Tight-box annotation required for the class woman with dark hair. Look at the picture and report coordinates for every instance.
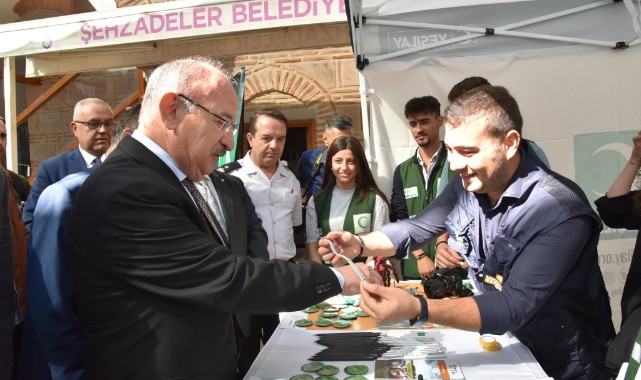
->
[595,131,641,376]
[306,136,390,263]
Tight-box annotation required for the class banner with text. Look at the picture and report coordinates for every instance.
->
[0,0,346,57]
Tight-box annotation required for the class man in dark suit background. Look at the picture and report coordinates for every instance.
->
[0,116,31,208]
[22,98,114,231]
[67,56,381,380]
[25,104,140,380]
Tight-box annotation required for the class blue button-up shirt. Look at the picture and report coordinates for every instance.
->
[297,147,326,196]
[379,146,614,379]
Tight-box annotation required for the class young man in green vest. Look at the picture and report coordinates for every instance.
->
[390,96,461,280]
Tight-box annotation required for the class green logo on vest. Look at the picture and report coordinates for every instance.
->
[353,213,371,234]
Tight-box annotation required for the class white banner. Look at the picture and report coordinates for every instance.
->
[0,0,346,57]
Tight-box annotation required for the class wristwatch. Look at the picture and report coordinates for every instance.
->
[408,295,429,326]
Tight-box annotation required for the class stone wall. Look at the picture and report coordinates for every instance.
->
[235,45,362,147]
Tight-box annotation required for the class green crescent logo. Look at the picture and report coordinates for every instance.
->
[357,216,369,229]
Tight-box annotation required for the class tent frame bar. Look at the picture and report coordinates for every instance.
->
[360,0,637,65]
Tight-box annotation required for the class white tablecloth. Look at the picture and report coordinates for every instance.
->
[245,323,552,379]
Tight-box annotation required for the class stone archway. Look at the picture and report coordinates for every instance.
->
[243,64,337,139]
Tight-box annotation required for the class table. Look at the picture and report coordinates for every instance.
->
[246,327,550,379]
[245,288,552,380]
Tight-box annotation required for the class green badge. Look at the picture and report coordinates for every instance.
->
[344,365,368,375]
[303,306,319,313]
[315,376,338,380]
[289,373,314,380]
[332,320,351,329]
[316,302,330,309]
[289,375,314,380]
[345,376,368,380]
[315,319,333,327]
[294,319,313,327]
[356,310,369,317]
[324,307,339,313]
[321,311,338,318]
[340,313,357,320]
[344,297,356,305]
[301,361,325,372]
[317,365,339,376]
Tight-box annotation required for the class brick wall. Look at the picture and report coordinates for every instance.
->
[234,45,362,148]
[25,45,362,171]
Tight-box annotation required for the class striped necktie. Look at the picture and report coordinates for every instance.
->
[182,178,229,248]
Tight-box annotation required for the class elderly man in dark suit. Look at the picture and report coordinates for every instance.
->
[21,98,114,231]
[67,56,381,380]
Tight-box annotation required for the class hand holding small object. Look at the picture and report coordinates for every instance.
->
[327,240,366,283]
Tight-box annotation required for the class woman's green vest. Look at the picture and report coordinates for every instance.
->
[315,189,377,263]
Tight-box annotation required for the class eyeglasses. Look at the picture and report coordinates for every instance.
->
[178,93,236,133]
[74,120,116,130]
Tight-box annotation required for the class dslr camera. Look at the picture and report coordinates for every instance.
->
[421,267,474,299]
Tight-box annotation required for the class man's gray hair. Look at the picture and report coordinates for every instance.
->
[139,56,233,127]
[72,98,112,120]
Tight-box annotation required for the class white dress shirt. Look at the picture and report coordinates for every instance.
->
[78,147,100,168]
[230,151,303,260]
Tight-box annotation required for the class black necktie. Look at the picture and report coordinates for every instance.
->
[182,178,230,248]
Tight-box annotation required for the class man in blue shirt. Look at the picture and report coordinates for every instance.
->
[323,85,615,380]
[297,115,354,202]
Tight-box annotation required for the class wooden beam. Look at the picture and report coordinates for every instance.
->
[113,69,146,118]
[17,73,80,125]
[0,72,42,86]
[43,69,145,158]
[137,68,146,92]
[113,92,141,118]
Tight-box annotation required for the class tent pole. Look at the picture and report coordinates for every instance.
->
[358,71,373,164]
[3,57,17,172]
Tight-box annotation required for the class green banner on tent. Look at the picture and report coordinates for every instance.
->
[217,67,245,168]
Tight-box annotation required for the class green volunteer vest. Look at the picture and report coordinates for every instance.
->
[399,145,456,278]
[315,189,377,263]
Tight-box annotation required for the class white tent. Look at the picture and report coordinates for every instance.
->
[347,0,641,328]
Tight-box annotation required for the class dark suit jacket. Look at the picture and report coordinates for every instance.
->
[209,171,269,337]
[68,135,340,380]
[8,170,30,205]
[0,170,15,380]
[22,147,88,231]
